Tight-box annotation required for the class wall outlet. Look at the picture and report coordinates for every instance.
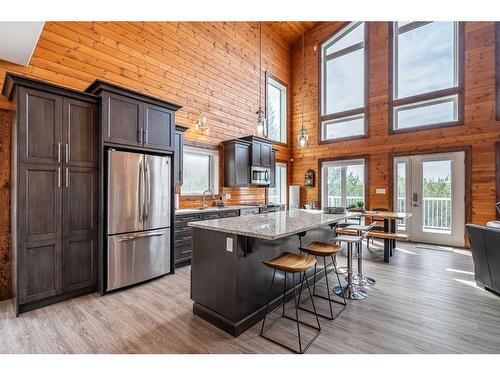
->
[376,188,386,194]
[226,237,233,252]
[225,193,231,200]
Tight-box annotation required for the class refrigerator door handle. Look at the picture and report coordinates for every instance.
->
[145,161,151,224]
[116,230,166,242]
[138,159,143,224]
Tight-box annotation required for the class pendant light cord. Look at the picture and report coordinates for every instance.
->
[259,22,262,112]
[301,26,305,133]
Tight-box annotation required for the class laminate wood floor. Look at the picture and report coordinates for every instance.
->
[1,242,500,354]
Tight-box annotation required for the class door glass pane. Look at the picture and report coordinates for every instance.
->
[395,162,407,231]
[397,22,456,99]
[325,48,364,114]
[326,166,342,207]
[181,153,210,195]
[345,164,365,208]
[422,160,452,234]
[325,22,364,55]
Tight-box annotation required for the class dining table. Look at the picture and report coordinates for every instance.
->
[360,211,412,262]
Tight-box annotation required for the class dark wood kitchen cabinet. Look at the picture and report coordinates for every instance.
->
[174,124,188,186]
[223,139,251,187]
[241,136,273,167]
[2,73,99,314]
[85,80,181,152]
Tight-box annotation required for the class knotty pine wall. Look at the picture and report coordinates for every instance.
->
[0,22,294,300]
[291,22,500,225]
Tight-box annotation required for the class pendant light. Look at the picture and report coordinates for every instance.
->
[298,26,308,149]
[255,22,266,137]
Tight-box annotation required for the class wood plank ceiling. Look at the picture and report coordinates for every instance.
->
[266,22,321,45]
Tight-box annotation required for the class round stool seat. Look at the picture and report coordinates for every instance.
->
[263,252,316,273]
[300,241,342,257]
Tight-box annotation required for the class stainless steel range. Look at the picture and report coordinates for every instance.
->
[106,149,171,291]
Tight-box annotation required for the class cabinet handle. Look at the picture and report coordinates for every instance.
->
[137,128,143,143]
[57,142,61,163]
[65,144,69,163]
[57,167,61,188]
[65,168,69,187]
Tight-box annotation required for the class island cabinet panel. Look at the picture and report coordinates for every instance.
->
[4,73,99,314]
[18,88,63,165]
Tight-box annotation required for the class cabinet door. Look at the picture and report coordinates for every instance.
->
[103,92,142,146]
[19,239,62,304]
[62,167,97,292]
[18,88,63,165]
[174,130,184,186]
[19,164,62,244]
[63,234,96,292]
[252,142,262,166]
[63,98,96,168]
[144,104,174,151]
[260,143,273,167]
[235,143,250,186]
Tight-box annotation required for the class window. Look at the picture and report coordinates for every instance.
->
[320,22,367,141]
[268,162,287,205]
[391,22,463,131]
[180,146,219,195]
[321,158,366,208]
[266,73,287,143]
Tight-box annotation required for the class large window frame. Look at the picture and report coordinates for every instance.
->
[265,72,288,145]
[319,156,369,209]
[319,22,369,144]
[389,21,465,134]
[180,145,219,196]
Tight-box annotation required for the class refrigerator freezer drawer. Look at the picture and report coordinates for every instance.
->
[107,228,171,291]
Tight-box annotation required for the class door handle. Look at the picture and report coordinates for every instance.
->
[117,231,166,242]
[65,167,69,188]
[139,160,143,224]
[144,162,151,223]
[57,167,61,188]
[57,142,61,163]
[65,144,69,163]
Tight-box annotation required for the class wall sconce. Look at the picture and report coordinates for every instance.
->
[195,116,209,136]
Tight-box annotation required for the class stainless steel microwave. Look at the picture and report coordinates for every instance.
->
[251,166,271,186]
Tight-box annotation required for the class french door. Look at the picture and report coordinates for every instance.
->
[394,151,465,247]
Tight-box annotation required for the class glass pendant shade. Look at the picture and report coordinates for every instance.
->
[256,107,266,137]
[298,126,308,149]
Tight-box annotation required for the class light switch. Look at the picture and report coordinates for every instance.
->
[226,237,233,252]
[376,188,386,194]
[225,193,231,200]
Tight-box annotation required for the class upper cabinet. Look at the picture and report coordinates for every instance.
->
[85,80,181,152]
[223,139,251,187]
[241,136,273,167]
[174,124,188,186]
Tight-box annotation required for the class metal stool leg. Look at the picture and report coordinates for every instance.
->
[353,236,376,287]
[332,254,347,306]
[334,242,367,300]
[260,269,276,334]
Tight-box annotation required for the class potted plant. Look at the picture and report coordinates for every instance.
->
[347,200,365,212]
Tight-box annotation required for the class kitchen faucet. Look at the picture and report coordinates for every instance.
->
[202,189,215,209]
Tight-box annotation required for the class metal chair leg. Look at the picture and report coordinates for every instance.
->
[282,272,287,317]
[260,269,276,335]
[332,255,347,306]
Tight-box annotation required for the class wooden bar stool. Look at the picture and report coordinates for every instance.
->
[298,241,347,320]
[261,252,321,354]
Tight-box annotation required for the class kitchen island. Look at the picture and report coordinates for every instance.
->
[188,209,358,336]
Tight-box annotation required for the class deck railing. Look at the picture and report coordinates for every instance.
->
[396,196,452,232]
[327,196,364,208]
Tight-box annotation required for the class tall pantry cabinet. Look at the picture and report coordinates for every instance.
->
[3,74,99,315]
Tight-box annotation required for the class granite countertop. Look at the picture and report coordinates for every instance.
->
[188,209,359,240]
[175,205,258,215]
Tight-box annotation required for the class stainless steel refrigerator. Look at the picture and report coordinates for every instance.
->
[106,149,171,291]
